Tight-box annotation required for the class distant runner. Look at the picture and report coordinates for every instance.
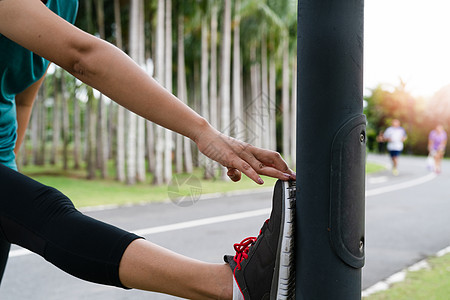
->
[384,119,407,175]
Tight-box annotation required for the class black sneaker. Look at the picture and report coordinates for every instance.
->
[224,180,296,299]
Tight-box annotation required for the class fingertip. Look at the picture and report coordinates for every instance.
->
[227,168,242,182]
[229,176,240,182]
[290,171,296,180]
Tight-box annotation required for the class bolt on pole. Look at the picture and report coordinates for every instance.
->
[296,1,365,299]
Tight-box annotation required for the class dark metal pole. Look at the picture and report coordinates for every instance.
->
[296,1,365,299]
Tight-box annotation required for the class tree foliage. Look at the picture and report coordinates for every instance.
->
[364,83,443,155]
[19,0,299,184]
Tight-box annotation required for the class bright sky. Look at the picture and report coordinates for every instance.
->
[364,0,450,98]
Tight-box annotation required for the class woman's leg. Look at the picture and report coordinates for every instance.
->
[434,150,443,173]
[0,163,232,299]
[119,239,232,299]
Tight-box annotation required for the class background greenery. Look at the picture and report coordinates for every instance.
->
[18,0,299,186]
[20,161,383,208]
[364,252,450,300]
[365,81,450,156]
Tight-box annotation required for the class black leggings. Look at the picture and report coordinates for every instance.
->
[0,163,141,288]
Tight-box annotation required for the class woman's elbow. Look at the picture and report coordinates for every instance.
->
[62,36,103,81]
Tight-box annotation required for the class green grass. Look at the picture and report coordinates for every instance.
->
[19,163,278,208]
[19,161,384,208]
[364,252,450,300]
[366,161,386,173]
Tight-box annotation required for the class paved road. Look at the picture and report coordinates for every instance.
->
[1,154,450,299]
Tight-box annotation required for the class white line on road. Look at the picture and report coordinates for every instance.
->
[9,172,437,258]
[365,172,437,197]
[133,208,271,236]
[367,176,388,184]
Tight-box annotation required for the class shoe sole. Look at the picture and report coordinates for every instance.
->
[270,180,296,300]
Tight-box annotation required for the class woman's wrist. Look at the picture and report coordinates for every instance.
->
[188,117,216,145]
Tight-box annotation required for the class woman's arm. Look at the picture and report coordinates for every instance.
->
[0,0,295,183]
[14,69,48,155]
[0,0,204,141]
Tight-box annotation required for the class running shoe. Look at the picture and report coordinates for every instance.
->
[224,180,296,299]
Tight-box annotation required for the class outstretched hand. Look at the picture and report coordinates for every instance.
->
[195,127,296,185]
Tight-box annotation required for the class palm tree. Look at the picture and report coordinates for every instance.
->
[200,1,211,177]
[281,34,291,162]
[32,84,43,165]
[61,70,70,170]
[50,69,61,165]
[83,0,97,179]
[164,0,174,183]
[232,0,242,139]
[260,29,270,150]
[73,79,81,169]
[239,0,294,156]
[95,0,107,178]
[86,87,97,179]
[153,0,165,185]
[206,1,219,179]
[136,0,146,183]
[177,7,193,174]
[290,58,297,166]
[268,46,277,151]
[219,0,232,179]
[249,43,261,147]
[114,0,125,182]
[38,84,47,165]
[126,0,142,185]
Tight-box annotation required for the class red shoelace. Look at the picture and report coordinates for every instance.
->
[232,219,269,270]
[233,237,257,270]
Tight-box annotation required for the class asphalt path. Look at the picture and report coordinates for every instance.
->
[1,154,450,299]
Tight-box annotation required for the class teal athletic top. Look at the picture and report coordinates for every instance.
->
[0,0,78,170]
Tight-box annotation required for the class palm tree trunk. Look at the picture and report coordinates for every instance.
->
[83,93,89,162]
[290,58,297,166]
[250,44,262,148]
[95,0,107,178]
[31,88,41,165]
[282,35,291,163]
[204,2,219,179]
[107,100,115,160]
[269,54,277,151]
[153,0,165,185]
[136,0,146,182]
[232,0,242,140]
[50,71,61,165]
[177,13,193,174]
[261,32,269,150]
[164,0,173,183]
[136,117,146,182]
[86,87,97,179]
[126,0,141,185]
[114,0,125,182]
[182,75,193,174]
[146,121,156,173]
[73,83,81,169]
[84,0,95,176]
[219,0,232,180]
[96,93,108,178]
[61,71,69,170]
[38,83,47,165]
[200,14,210,178]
